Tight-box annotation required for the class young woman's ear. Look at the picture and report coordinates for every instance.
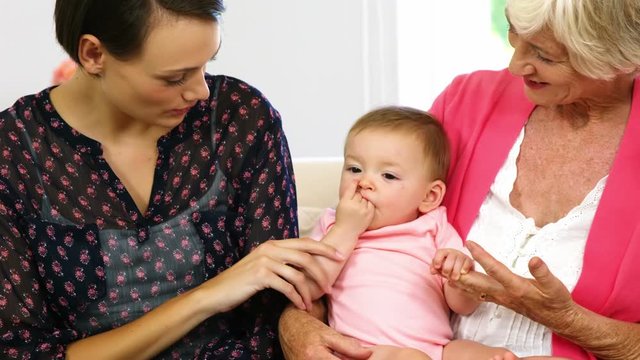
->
[77,34,105,76]
[418,179,446,214]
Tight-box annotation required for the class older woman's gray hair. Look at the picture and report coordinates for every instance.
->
[506,0,640,80]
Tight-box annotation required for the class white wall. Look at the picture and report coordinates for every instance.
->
[0,1,512,157]
[0,1,397,158]
[397,1,512,110]
[212,0,398,157]
[0,2,68,110]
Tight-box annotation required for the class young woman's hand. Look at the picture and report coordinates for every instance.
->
[195,238,345,315]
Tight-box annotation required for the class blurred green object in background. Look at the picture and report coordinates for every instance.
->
[491,0,509,46]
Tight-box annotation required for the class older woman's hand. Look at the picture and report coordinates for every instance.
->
[279,303,372,360]
[453,240,580,331]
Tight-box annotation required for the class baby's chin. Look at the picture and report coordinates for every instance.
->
[367,213,422,231]
[366,215,418,231]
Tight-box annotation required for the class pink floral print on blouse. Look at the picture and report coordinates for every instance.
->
[0,74,298,359]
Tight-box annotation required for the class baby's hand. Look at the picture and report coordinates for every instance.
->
[430,248,474,281]
[334,180,374,235]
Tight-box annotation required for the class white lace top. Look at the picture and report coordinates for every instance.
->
[452,129,607,356]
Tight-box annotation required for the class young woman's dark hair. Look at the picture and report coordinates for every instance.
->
[55,0,225,63]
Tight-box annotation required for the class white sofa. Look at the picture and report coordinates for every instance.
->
[292,157,343,237]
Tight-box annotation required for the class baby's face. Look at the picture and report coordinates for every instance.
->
[340,129,433,230]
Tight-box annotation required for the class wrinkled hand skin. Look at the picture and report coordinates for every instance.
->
[455,241,576,328]
[279,302,371,360]
[455,241,640,360]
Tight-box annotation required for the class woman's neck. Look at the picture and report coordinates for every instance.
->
[551,74,635,128]
[50,72,165,146]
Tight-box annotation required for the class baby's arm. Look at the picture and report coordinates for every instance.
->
[307,180,374,300]
[431,248,479,315]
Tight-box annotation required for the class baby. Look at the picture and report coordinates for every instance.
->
[306,106,564,359]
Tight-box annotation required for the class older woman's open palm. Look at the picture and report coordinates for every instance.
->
[453,241,578,331]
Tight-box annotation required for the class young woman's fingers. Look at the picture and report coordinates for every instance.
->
[249,254,316,310]
[268,260,315,310]
[262,247,331,291]
[212,256,308,312]
[264,267,308,310]
[273,238,345,261]
[255,240,344,292]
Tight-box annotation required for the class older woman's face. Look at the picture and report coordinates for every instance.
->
[507,27,603,107]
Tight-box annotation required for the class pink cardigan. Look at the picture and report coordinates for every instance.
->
[429,69,640,359]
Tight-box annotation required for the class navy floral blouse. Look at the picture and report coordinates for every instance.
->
[0,74,298,359]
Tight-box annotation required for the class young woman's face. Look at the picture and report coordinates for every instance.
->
[339,129,432,230]
[100,15,221,130]
[507,25,608,107]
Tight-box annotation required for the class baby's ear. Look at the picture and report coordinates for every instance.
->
[418,179,446,213]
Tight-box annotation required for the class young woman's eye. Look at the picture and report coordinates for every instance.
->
[382,173,398,180]
[165,75,186,86]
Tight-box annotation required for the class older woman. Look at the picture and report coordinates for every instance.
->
[279,0,640,359]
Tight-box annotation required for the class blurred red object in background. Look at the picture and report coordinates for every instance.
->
[51,59,77,85]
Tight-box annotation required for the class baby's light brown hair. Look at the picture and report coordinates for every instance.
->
[347,106,450,182]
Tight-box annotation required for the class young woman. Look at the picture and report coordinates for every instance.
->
[0,1,340,358]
